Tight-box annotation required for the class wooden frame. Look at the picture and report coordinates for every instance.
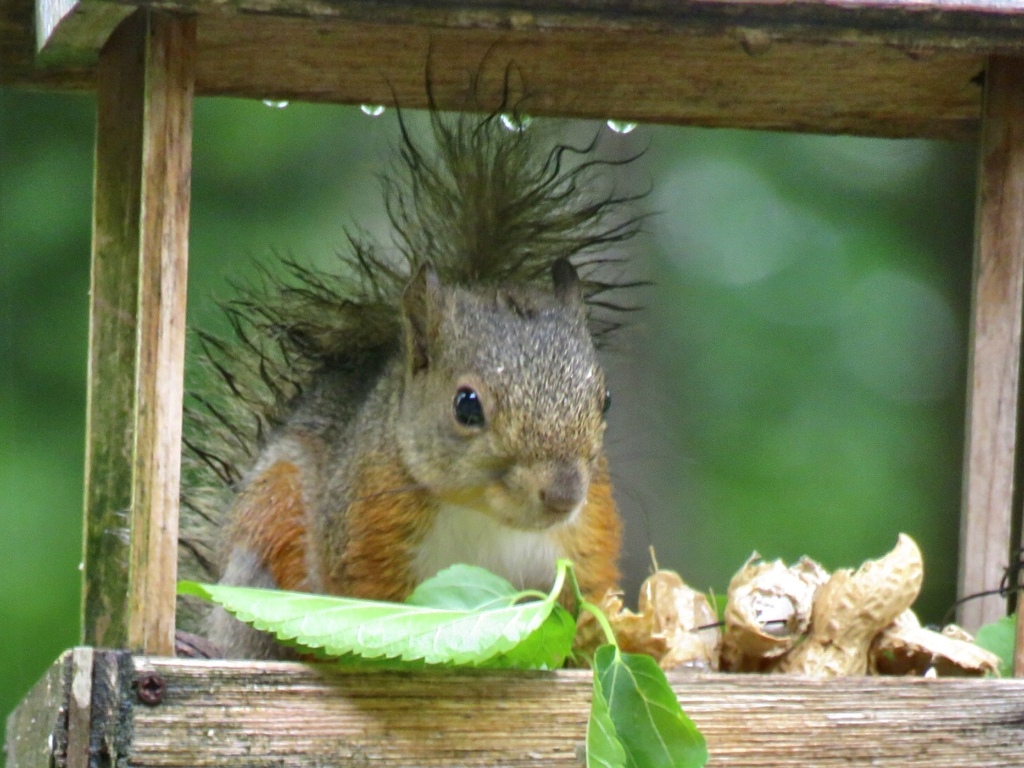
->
[6,0,1024,766]
[7,651,1024,767]
[0,0,1007,139]
[960,56,1024,634]
[82,9,194,655]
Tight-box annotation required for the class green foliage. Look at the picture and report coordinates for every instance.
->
[405,562,538,609]
[180,563,574,668]
[588,662,628,768]
[591,646,707,768]
[182,561,708,768]
[975,614,1016,677]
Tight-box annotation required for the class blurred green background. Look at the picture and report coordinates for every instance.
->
[1,89,976,725]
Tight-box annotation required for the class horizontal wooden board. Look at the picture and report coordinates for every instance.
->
[10,651,1024,767]
[133,656,1024,767]
[1,0,988,139]
[38,0,1024,55]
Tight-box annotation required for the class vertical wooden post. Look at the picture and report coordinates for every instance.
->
[82,10,195,655]
[81,12,145,649]
[959,57,1024,634]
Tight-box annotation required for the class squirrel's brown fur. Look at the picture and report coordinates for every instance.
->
[180,99,641,659]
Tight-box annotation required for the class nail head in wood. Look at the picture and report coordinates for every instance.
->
[135,671,166,705]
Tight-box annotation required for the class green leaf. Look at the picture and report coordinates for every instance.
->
[588,647,628,768]
[482,605,576,669]
[975,613,1016,677]
[178,562,570,666]
[594,645,708,768]
[406,564,537,611]
[322,605,575,671]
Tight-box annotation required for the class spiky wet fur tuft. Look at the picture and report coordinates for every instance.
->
[179,105,644,587]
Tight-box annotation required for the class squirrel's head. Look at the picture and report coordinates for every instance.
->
[396,259,610,532]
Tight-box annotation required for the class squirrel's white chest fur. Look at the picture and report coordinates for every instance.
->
[412,503,565,591]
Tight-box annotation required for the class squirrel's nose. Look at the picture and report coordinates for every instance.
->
[539,463,586,516]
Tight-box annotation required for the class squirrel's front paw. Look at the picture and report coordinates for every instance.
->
[174,629,222,659]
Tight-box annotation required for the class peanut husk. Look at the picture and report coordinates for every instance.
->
[720,553,828,672]
[870,609,1000,677]
[576,570,720,670]
[777,533,924,675]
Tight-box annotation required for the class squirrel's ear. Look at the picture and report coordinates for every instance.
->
[551,258,583,305]
[402,264,442,373]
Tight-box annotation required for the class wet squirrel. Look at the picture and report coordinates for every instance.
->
[181,102,641,659]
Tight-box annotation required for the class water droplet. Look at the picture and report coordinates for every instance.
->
[360,104,386,117]
[500,113,533,132]
[606,120,637,135]
[262,99,289,109]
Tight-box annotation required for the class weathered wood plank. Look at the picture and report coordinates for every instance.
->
[958,56,1024,633]
[81,11,195,654]
[3,651,70,768]
[65,648,93,768]
[35,0,131,64]
[125,657,1024,767]
[33,0,1024,64]
[81,9,147,649]
[0,0,988,139]
[195,17,985,140]
[10,653,1024,767]
[126,10,195,656]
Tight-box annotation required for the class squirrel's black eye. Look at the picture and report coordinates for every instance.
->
[602,389,611,415]
[453,387,485,428]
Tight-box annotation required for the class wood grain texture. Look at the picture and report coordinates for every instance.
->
[36,0,1024,57]
[127,10,195,656]
[10,651,1024,766]
[124,657,1024,767]
[958,56,1024,633]
[35,0,132,64]
[3,651,68,768]
[0,0,95,89]
[195,17,986,139]
[0,0,987,138]
[81,11,195,653]
[81,10,147,649]
[65,648,93,768]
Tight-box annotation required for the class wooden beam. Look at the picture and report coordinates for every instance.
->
[196,17,985,140]
[0,0,988,139]
[959,56,1024,633]
[81,10,147,650]
[35,0,131,64]
[66,648,95,768]
[81,10,195,654]
[8,653,1024,767]
[130,660,1024,766]
[127,10,195,655]
[32,0,1024,62]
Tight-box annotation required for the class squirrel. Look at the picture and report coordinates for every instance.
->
[179,98,641,659]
